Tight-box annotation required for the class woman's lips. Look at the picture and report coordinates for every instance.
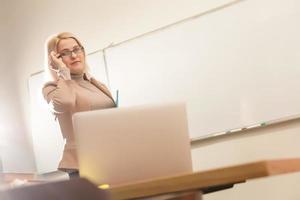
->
[71,61,81,65]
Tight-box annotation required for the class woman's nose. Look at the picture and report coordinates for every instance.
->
[71,51,77,58]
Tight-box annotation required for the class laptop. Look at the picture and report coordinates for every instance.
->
[73,102,192,186]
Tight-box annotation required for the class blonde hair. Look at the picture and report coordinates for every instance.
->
[44,32,88,81]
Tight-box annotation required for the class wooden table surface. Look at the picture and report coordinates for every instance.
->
[108,159,300,199]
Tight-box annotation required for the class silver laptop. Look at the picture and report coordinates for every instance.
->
[73,102,192,186]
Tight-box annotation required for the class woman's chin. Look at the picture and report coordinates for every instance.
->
[71,69,84,75]
[70,65,84,74]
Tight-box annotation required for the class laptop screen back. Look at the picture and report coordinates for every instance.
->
[73,103,192,186]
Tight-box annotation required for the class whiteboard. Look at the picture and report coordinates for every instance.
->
[87,51,109,86]
[106,0,300,139]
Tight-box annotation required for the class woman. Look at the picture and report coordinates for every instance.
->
[42,32,116,178]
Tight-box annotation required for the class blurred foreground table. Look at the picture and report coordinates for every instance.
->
[109,159,300,199]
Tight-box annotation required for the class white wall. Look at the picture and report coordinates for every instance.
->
[0,1,36,173]
[0,1,8,171]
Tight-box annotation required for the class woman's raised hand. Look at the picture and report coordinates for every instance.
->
[49,51,67,71]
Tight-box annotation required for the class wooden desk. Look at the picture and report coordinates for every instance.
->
[108,159,300,199]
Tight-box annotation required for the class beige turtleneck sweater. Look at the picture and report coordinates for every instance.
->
[42,73,116,169]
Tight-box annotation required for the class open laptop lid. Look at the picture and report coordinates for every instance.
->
[73,102,192,186]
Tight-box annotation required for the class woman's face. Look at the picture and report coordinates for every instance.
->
[56,38,85,75]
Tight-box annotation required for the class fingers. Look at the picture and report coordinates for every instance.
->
[50,51,59,61]
[49,51,66,70]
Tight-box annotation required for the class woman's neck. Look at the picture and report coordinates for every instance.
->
[71,73,84,81]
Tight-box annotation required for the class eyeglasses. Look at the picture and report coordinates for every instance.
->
[58,46,84,58]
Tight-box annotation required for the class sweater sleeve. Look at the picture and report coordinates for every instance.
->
[42,77,76,113]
